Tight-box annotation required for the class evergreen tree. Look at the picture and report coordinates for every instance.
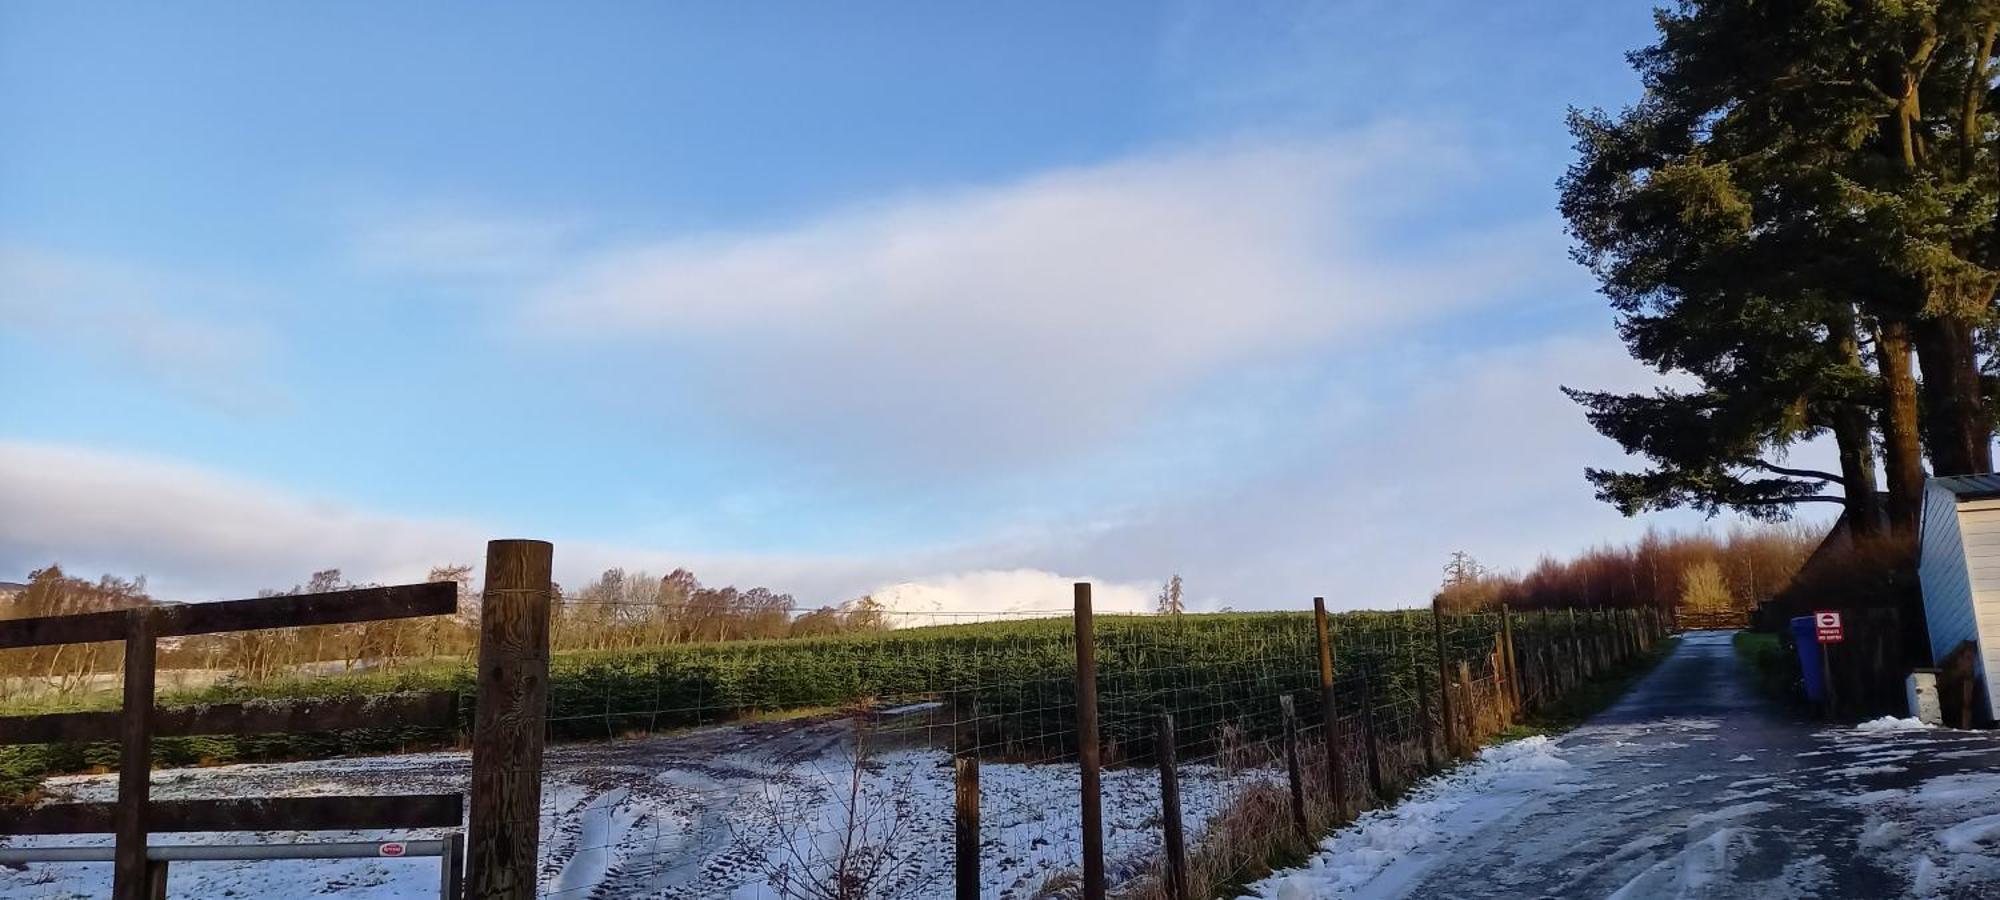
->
[1563,0,2000,532]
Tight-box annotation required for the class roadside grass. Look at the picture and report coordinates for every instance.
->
[1731,630,1802,706]
[1490,635,1681,744]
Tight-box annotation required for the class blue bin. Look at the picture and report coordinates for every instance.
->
[1791,615,1825,702]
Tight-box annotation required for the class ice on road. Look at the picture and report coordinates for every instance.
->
[1250,631,2000,899]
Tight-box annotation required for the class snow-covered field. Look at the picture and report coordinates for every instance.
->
[0,715,1274,899]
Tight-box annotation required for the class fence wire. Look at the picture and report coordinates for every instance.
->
[493,600,1664,900]
[0,596,1665,900]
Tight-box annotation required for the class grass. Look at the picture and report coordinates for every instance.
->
[1731,630,1800,706]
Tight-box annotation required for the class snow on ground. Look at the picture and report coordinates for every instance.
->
[1820,723,2000,898]
[1244,737,1578,900]
[0,717,1274,899]
[1854,717,1935,733]
[1243,633,2000,899]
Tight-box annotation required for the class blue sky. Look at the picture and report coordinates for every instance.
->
[0,2,1783,611]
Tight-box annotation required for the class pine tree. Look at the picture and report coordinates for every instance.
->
[1562,0,2000,531]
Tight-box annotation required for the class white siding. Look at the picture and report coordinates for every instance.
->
[1960,504,2000,720]
[1921,482,1996,718]
[1920,481,1979,665]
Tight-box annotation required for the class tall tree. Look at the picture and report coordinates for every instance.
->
[1644,0,2000,472]
[1155,574,1185,617]
[1561,103,1890,529]
[1564,0,2000,534]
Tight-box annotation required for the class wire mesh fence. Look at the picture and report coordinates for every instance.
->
[492,594,1667,899]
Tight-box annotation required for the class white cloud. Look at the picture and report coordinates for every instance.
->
[504,130,1568,477]
[0,244,281,412]
[0,328,1832,618]
[5,139,1820,618]
[0,441,1137,619]
[1025,331,1839,610]
[0,442,483,600]
[864,569,1160,626]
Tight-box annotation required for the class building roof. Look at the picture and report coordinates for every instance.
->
[1932,474,2000,501]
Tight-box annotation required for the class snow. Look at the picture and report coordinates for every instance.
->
[1935,813,2000,853]
[1824,740,2000,898]
[0,733,1274,900]
[1855,717,1934,733]
[1250,707,2000,898]
[1244,737,1575,900]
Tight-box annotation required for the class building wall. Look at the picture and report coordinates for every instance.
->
[1957,500,2000,720]
[1920,481,1981,680]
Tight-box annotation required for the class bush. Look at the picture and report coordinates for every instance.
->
[1733,631,1798,703]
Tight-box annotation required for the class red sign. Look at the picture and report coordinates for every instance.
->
[1814,611,1844,644]
[378,842,406,858]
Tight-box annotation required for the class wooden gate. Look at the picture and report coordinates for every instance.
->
[0,539,552,900]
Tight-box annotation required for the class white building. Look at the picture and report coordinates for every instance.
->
[1917,474,2000,721]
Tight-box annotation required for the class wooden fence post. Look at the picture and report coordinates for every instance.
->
[1567,608,1583,686]
[1456,661,1474,738]
[441,833,465,900]
[1359,676,1389,801]
[1599,609,1612,670]
[1430,599,1458,759]
[1312,598,1347,816]
[1412,647,1441,772]
[956,695,980,900]
[145,860,168,900]
[112,607,157,900]
[1540,620,1553,703]
[467,539,553,900]
[1280,695,1309,841]
[1155,710,1189,900]
[954,755,980,900]
[1074,582,1106,900]
[1501,607,1522,717]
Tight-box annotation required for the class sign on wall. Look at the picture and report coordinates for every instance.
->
[1814,610,1844,644]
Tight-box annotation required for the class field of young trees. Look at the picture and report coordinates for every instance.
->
[0,600,1651,808]
[0,563,889,703]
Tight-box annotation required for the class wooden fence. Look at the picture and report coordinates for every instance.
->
[0,539,552,900]
[954,594,1673,898]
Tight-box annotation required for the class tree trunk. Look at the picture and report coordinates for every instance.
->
[1831,401,1883,538]
[1830,306,1882,537]
[1879,320,1926,533]
[1915,314,1994,474]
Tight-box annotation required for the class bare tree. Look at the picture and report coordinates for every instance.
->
[757,722,921,900]
[1156,574,1185,617]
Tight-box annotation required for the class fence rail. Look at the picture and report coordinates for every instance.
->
[0,836,466,900]
[0,539,555,900]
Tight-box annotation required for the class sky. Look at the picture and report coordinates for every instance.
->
[0,1,1828,614]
